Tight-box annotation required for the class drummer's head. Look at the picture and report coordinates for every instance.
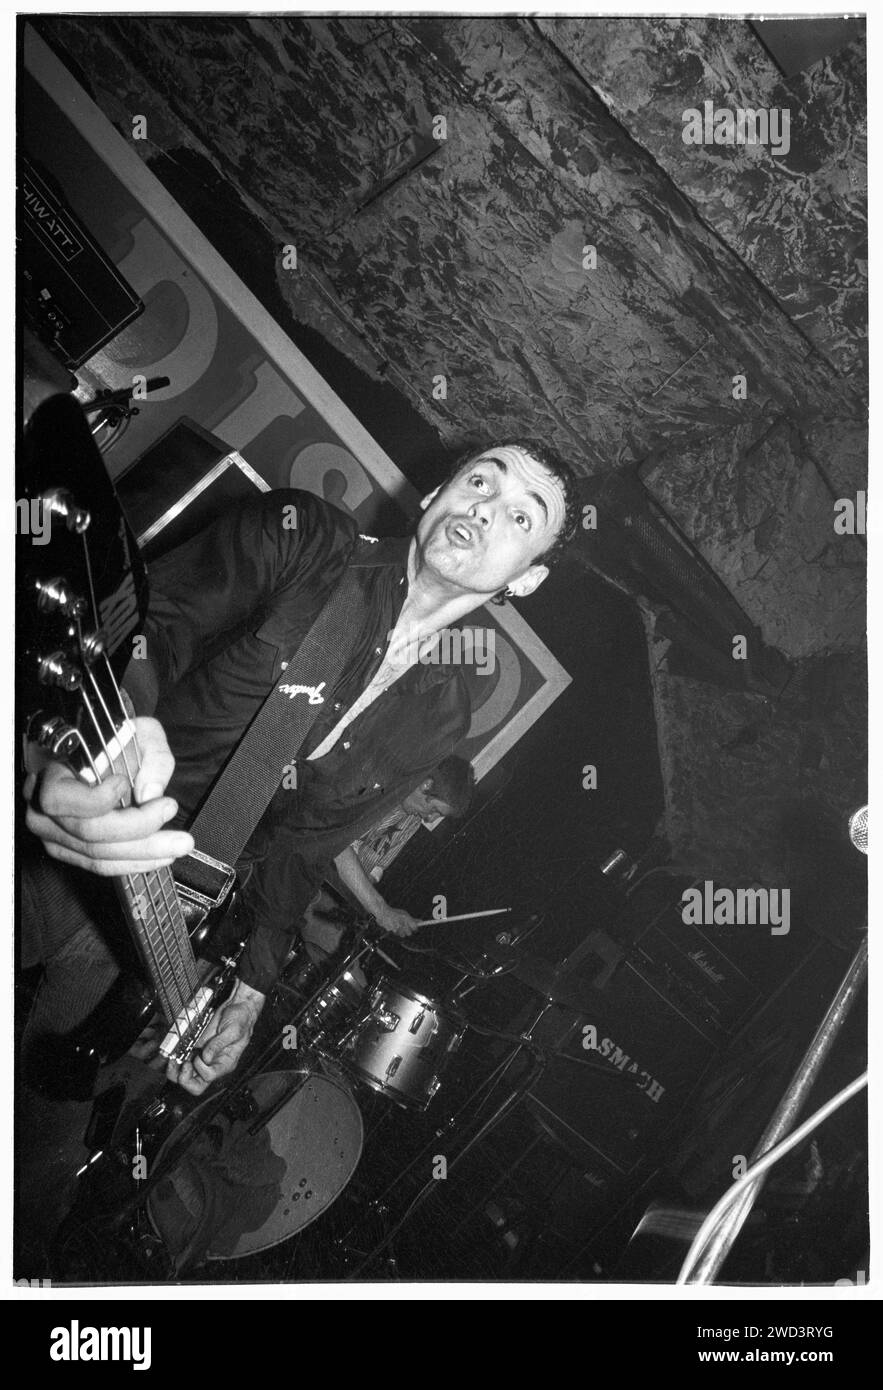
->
[401,757,475,824]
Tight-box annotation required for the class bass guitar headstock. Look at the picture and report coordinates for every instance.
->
[17,393,148,778]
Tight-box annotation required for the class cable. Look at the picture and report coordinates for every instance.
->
[677,1070,868,1284]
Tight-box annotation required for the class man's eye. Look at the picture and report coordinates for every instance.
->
[514,511,530,530]
[469,474,489,491]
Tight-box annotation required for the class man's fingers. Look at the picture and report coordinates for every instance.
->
[26,764,130,818]
[200,1019,248,1066]
[172,1044,238,1095]
[64,798,183,845]
[43,840,180,877]
[24,716,176,818]
[166,999,256,1093]
[26,794,186,848]
[192,1052,220,1081]
[131,720,175,803]
[168,1060,209,1096]
[27,804,193,859]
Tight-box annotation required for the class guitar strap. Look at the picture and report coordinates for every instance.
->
[186,551,371,868]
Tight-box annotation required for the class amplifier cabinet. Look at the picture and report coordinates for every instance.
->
[115,418,268,560]
[19,153,143,369]
[526,964,719,1177]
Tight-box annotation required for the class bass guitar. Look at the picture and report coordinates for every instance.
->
[19,393,239,1100]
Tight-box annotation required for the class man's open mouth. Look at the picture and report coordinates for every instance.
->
[446,518,479,549]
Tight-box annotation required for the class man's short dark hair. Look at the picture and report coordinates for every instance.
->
[443,438,580,570]
[427,755,475,819]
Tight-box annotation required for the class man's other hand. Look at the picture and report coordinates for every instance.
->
[23,715,194,875]
[167,979,266,1096]
[376,905,421,937]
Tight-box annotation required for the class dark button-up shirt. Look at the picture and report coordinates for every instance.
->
[142,489,471,991]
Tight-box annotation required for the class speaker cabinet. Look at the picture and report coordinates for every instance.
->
[19,153,143,369]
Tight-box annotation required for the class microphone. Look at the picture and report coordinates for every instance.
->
[848,805,868,856]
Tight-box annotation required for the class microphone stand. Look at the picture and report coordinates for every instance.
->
[83,376,171,443]
[684,934,868,1284]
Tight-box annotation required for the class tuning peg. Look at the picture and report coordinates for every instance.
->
[35,577,86,618]
[37,651,81,691]
[80,631,106,664]
[27,714,80,758]
[39,488,91,534]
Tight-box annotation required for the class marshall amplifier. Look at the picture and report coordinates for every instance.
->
[18,152,143,369]
[628,912,763,1043]
[556,874,763,1043]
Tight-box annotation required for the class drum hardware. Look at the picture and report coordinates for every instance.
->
[342,1040,548,1280]
[245,1065,317,1136]
[301,968,367,1046]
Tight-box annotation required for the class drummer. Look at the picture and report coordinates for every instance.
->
[301,755,475,961]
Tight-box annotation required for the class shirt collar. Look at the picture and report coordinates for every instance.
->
[350,534,412,573]
[349,534,463,686]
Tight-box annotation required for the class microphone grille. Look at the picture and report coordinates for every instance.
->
[849,805,868,855]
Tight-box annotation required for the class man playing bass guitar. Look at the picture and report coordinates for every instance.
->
[24,441,578,1097]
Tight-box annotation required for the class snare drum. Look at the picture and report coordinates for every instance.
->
[342,979,463,1110]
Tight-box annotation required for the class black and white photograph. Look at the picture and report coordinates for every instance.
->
[14,6,871,1311]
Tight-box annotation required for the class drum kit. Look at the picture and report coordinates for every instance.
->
[281,923,468,1111]
[52,910,519,1276]
[142,922,471,1262]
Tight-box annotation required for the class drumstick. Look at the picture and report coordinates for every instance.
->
[374,945,401,970]
[412,907,511,928]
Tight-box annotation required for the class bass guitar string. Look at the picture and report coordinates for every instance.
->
[90,659,200,1001]
[75,550,196,1040]
[77,628,193,1026]
[100,654,202,1002]
[79,679,192,1036]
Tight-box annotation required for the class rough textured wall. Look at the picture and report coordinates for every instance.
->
[641,414,866,657]
[40,13,862,474]
[648,621,867,901]
[540,16,867,387]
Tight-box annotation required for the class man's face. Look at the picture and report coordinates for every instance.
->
[401,786,455,822]
[416,447,567,598]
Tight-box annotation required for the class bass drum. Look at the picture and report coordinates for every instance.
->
[341,979,464,1111]
[148,1067,363,1260]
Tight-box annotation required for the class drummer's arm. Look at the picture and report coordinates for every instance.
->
[333,847,419,937]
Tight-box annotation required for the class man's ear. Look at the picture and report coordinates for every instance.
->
[506,564,549,599]
[419,486,440,512]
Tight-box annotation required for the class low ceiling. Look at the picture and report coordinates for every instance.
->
[38,14,866,471]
